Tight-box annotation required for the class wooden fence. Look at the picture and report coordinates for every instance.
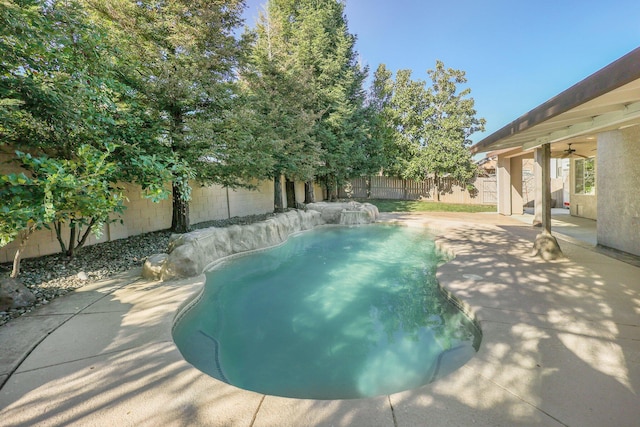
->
[338,176,497,205]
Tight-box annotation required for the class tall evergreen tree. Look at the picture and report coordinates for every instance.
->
[240,4,321,212]
[85,0,270,232]
[265,0,369,201]
[358,64,395,181]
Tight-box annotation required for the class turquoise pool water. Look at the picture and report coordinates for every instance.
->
[173,225,481,399]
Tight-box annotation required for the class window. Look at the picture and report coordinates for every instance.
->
[574,158,595,195]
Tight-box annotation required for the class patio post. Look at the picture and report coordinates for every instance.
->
[532,143,563,259]
[533,147,543,228]
[533,144,552,233]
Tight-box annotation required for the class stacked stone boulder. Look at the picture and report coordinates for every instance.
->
[306,201,379,225]
[143,202,379,281]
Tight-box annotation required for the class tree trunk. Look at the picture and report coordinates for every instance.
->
[225,187,231,218]
[65,218,98,258]
[304,181,315,203]
[366,176,372,199]
[171,181,190,233]
[328,176,338,201]
[274,176,284,213]
[75,218,97,254]
[10,228,33,278]
[285,178,296,208]
[67,222,77,258]
[54,221,67,255]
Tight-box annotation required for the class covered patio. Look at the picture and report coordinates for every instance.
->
[472,47,640,258]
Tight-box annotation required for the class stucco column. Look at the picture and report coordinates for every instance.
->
[533,148,542,226]
[597,127,640,256]
[533,145,551,232]
[532,143,562,259]
[541,145,552,233]
[497,154,524,216]
[496,154,512,215]
[510,157,524,215]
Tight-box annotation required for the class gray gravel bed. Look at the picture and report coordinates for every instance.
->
[0,213,274,327]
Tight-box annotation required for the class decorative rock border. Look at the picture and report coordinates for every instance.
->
[306,201,379,225]
[143,202,379,281]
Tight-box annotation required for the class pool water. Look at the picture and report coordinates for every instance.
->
[173,225,481,399]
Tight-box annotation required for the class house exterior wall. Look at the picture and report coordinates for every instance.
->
[597,127,640,256]
[521,158,565,209]
[496,155,566,215]
[569,194,597,220]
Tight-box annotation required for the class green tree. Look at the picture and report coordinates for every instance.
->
[241,2,321,212]
[85,0,266,232]
[420,61,485,197]
[349,63,395,197]
[382,62,485,198]
[384,69,429,179]
[47,144,127,258]
[264,0,369,201]
[368,65,395,168]
[0,145,127,276]
[0,160,53,278]
[1,0,173,256]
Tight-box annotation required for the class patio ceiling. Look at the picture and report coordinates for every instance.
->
[471,47,640,158]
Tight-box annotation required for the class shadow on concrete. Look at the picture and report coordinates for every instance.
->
[385,220,640,426]
[0,215,638,426]
[0,275,266,426]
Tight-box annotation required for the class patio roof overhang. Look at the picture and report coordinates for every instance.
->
[471,47,640,158]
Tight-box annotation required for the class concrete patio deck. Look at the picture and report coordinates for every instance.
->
[1,212,639,426]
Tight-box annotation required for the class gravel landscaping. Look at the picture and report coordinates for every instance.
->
[0,213,274,327]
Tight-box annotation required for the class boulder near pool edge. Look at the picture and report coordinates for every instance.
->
[142,202,379,281]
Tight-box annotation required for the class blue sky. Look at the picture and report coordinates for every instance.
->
[241,0,640,143]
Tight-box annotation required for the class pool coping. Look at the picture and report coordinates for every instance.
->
[1,212,639,426]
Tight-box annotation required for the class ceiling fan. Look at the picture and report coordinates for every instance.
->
[553,143,589,159]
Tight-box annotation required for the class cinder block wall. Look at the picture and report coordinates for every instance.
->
[597,127,640,256]
[227,180,274,218]
[0,177,276,263]
[190,184,230,224]
[0,145,310,263]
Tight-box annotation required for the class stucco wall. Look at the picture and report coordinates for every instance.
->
[597,127,640,256]
[569,194,597,220]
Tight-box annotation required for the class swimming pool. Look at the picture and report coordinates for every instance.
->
[173,225,481,399]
